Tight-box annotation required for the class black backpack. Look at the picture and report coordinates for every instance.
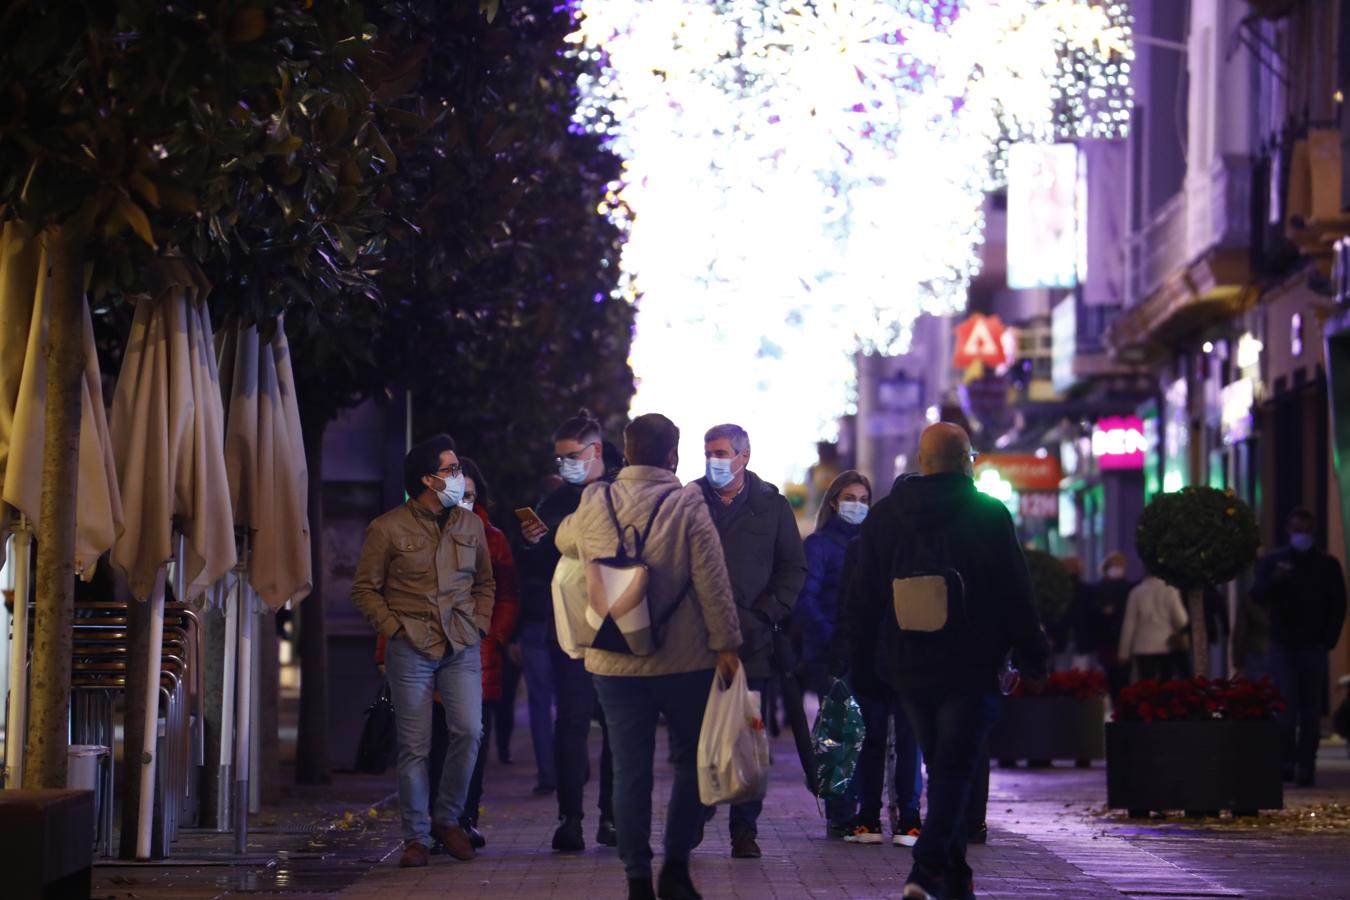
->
[888,513,970,639]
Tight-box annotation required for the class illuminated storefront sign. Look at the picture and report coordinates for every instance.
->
[1020,491,1059,519]
[1220,378,1255,445]
[1007,142,1081,290]
[975,453,1063,491]
[1091,416,1146,470]
[953,314,1008,369]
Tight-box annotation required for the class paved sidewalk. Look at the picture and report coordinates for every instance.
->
[337,718,1350,900]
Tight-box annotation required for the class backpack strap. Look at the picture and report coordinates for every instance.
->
[604,485,679,561]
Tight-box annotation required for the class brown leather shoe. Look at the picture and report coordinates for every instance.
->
[398,841,429,868]
[432,822,477,861]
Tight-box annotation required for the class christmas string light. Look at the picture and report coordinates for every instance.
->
[568,0,1133,482]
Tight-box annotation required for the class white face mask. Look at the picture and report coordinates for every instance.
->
[458,497,476,513]
[837,500,868,525]
[433,473,465,509]
[1105,566,1126,580]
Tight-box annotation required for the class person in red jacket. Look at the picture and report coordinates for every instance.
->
[376,456,520,850]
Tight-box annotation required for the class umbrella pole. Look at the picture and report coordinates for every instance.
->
[136,565,167,859]
[3,516,32,788]
[216,573,239,833]
[234,536,253,855]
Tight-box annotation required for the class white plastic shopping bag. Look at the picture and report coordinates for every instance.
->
[550,556,588,659]
[697,667,770,806]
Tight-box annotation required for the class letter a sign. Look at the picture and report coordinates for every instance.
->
[953,314,1008,368]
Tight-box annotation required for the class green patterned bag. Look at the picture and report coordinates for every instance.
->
[811,678,865,801]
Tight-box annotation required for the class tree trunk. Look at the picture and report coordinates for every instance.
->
[24,227,83,788]
[199,604,227,826]
[295,414,330,784]
[1187,587,1210,679]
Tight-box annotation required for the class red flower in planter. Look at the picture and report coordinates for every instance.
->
[1012,669,1108,700]
[1112,676,1285,723]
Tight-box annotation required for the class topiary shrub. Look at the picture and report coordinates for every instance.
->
[1135,486,1260,675]
[1025,549,1072,625]
[1136,487,1260,590]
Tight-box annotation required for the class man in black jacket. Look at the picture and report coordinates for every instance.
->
[696,423,806,859]
[514,410,619,851]
[847,423,1048,900]
[1252,508,1348,786]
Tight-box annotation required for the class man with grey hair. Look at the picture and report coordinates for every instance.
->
[696,422,806,858]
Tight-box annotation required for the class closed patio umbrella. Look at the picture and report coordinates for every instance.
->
[110,258,235,858]
[0,222,123,787]
[216,318,310,851]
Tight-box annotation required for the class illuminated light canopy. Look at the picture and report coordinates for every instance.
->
[569,1,1134,482]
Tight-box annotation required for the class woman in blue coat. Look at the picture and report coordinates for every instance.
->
[799,471,872,698]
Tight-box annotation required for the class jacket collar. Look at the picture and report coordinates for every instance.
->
[406,498,460,524]
[695,469,775,513]
[616,465,681,485]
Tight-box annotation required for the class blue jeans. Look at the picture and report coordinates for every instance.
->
[386,637,482,845]
[595,669,713,880]
[898,685,1001,892]
[855,691,922,829]
[1271,642,1329,774]
[728,677,773,838]
[520,619,557,788]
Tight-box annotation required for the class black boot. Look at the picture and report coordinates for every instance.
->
[552,815,585,852]
[628,877,657,900]
[596,816,618,847]
[657,860,702,900]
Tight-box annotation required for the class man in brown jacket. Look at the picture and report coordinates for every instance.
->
[352,434,495,867]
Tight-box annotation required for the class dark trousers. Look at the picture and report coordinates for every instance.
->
[553,648,614,820]
[728,676,774,838]
[463,706,493,824]
[595,669,714,880]
[1272,642,1328,775]
[494,652,521,762]
[855,691,922,829]
[899,685,1001,892]
[1134,653,1186,683]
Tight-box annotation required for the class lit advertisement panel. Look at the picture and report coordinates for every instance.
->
[1007,142,1080,289]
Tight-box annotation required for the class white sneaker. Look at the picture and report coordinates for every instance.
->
[902,883,936,900]
[893,827,921,847]
[843,824,884,844]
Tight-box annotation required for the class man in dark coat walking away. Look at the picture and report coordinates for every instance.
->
[695,423,806,859]
[1252,507,1348,786]
[847,423,1048,900]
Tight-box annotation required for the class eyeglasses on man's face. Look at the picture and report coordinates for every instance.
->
[435,464,463,477]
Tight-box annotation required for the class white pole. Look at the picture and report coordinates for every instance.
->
[248,588,260,814]
[234,564,254,853]
[136,565,167,860]
[217,572,239,832]
[4,517,32,789]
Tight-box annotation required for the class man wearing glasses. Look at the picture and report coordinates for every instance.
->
[515,409,619,852]
[353,433,496,867]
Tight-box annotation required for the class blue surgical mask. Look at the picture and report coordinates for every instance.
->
[434,473,465,509]
[706,456,741,489]
[1290,533,1315,553]
[837,500,868,526]
[559,456,591,485]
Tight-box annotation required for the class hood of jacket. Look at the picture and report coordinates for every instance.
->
[889,471,983,528]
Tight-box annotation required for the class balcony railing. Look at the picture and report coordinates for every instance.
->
[1125,155,1254,308]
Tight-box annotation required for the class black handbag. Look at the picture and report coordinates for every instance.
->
[354,682,397,774]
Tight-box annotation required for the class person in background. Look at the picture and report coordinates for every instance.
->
[514,409,619,851]
[456,457,520,846]
[696,422,807,860]
[799,471,872,698]
[1252,508,1348,786]
[1091,551,1134,701]
[352,434,495,867]
[1118,572,1188,683]
[846,423,1048,900]
[556,413,742,900]
[371,456,519,850]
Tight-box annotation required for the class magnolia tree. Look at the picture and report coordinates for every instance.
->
[1135,487,1260,677]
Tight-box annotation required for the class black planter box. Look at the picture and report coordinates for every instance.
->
[1105,720,1283,815]
[988,696,1106,763]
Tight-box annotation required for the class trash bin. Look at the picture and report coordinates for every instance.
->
[67,744,109,847]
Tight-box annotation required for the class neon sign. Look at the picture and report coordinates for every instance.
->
[1092,416,1146,470]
